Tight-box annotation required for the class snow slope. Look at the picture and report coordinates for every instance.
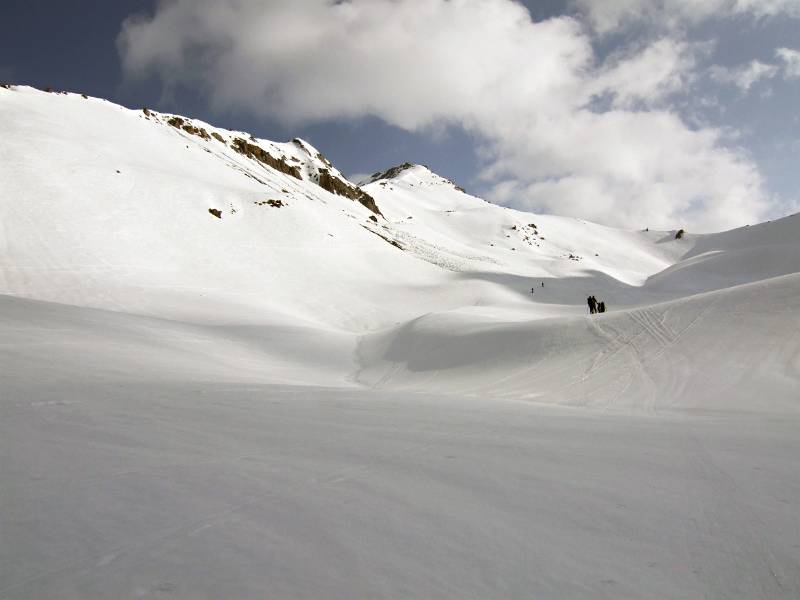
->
[1,85,798,406]
[358,273,800,412]
[2,85,800,599]
[4,382,799,600]
[0,86,689,331]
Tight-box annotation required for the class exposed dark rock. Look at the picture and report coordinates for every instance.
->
[317,168,382,216]
[231,138,301,180]
[142,107,152,117]
[208,208,222,219]
[369,215,378,223]
[81,94,88,99]
[211,132,225,143]
[165,116,211,139]
[675,229,685,239]
[255,199,285,208]
[185,125,210,140]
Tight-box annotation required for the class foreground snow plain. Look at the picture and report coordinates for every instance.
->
[3,383,799,599]
[1,86,799,599]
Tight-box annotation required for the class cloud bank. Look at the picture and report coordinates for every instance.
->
[119,0,777,231]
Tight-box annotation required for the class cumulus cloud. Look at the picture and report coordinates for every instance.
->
[119,0,770,231]
[776,47,800,78]
[710,60,779,91]
[481,110,766,232]
[572,0,800,33]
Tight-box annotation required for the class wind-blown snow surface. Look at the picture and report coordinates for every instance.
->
[2,86,799,599]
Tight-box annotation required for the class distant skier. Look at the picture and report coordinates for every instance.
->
[587,296,597,315]
[531,287,535,294]
[541,282,544,287]
[598,301,606,314]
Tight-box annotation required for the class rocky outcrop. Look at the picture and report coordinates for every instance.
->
[231,138,301,180]
[318,169,382,216]
[167,116,211,140]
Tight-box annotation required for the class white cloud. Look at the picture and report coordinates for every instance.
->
[710,60,779,91]
[481,110,767,232]
[776,47,800,79]
[572,0,800,33]
[590,38,697,108]
[119,0,770,232]
[709,48,800,92]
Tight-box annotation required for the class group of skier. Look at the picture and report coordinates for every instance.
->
[587,295,605,314]
[530,284,607,315]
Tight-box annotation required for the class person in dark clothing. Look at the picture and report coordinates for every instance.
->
[541,282,544,287]
[598,301,606,313]
[587,296,596,314]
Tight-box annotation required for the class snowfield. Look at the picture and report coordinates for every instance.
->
[1,86,799,599]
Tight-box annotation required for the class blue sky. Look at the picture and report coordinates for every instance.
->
[2,0,799,231]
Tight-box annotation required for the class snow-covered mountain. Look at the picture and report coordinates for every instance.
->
[3,85,800,600]
[1,84,798,408]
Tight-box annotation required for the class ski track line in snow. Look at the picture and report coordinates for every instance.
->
[573,315,651,410]
[600,315,659,413]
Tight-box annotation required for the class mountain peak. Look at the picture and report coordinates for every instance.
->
[365,162,420,184]
[364,162,466,193]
